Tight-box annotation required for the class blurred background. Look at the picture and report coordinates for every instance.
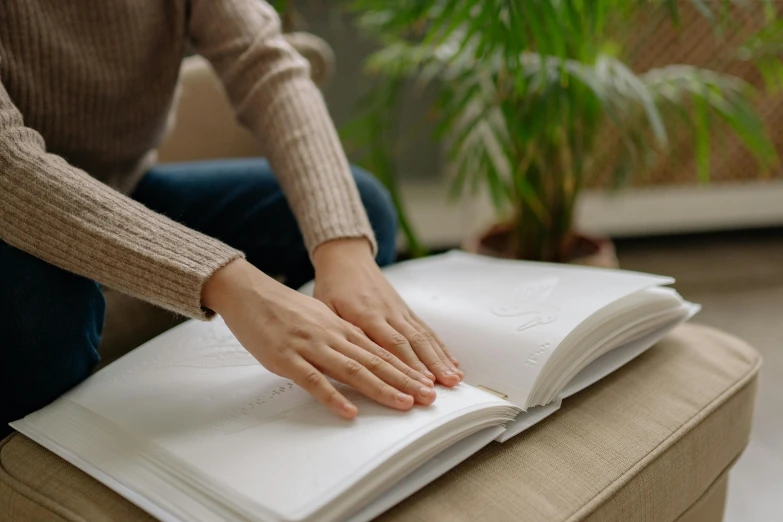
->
[266,1,783,518]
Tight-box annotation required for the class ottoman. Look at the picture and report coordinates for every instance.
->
[0,323,761,521]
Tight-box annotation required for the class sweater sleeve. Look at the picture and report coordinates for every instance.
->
[0,79,243,319]
[187,0,377,256]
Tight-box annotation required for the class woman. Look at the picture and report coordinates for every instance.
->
[0,0,462,437]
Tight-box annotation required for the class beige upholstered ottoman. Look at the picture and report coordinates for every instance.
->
[0,323,760,521]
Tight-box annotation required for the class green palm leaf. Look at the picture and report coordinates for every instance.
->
[343,0,780,259]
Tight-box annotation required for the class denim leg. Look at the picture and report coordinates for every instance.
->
[351,165,398,268]
[133,159,398,289]
[0,241,104,437]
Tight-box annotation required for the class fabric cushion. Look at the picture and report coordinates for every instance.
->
[676,469,729,522]
[0,324,761,521]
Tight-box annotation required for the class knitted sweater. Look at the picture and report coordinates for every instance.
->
[0,0,375,319]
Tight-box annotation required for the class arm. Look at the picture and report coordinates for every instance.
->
[0,79,242,319]
[187,0,375,254]
[188,0,462,386]
[0,75,432,417]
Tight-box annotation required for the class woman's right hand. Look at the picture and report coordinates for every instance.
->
[202,259,436,419]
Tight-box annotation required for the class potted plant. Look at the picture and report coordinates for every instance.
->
[342,0,778,265]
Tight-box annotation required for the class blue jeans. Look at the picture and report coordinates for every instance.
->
[0,159,397,437]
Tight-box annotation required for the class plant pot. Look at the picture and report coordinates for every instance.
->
[462,222,619,269]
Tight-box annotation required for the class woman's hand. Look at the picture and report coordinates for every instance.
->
[312,238,462,387]
[203,259,436,419]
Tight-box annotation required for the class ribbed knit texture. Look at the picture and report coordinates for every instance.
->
[0,0,376,319]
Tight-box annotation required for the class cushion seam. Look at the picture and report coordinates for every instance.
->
[567,351,762,522]
[0,434,85,522]
[671,452,740,522]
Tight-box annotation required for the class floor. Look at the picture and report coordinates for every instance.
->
[615,230,783,522]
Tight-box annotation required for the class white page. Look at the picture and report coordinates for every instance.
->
[495,305,698,442]
[344,426,506,522]
[16,317,515,522]
[560,303,699,399]
[353,251,673,405]
[493,400,562,443]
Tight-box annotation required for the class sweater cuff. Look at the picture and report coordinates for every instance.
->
[303,219,378,260]
[183,244,246,321]
[122,229,247,321]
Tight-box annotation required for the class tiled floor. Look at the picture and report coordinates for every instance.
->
[616,231,783,521]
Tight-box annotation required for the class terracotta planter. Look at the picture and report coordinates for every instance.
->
[462,222,619,269]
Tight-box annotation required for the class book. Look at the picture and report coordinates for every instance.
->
[11,251,699,522]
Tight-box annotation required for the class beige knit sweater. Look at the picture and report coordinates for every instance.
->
[0,0,376,319]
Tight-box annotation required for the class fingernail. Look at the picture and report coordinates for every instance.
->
[343,402,356,413]
[418,387,433,397]
[450,357,460,364]
[450,366,459,373]
[444,369,455,376]
[420,377,434,387]
[426,371,436,380]
[397,392,412,402]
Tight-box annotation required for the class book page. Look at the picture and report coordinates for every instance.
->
[372,251,673,405]
[50,317,514,522]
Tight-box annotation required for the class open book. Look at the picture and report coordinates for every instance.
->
[11,251,699,522]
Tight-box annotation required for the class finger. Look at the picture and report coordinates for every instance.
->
[335,338,436,406]
[307,343,417,410]
[390,317,460,387]
[406,314,462,379]
[410,311,460,367]
[346,326,434,388]
[284,357,357,419]
[361,320,437,382]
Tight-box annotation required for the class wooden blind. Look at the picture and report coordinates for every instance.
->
[587,2,783,188]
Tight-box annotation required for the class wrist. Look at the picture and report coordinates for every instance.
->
[312,238,374,273]
[202,258,276,314]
